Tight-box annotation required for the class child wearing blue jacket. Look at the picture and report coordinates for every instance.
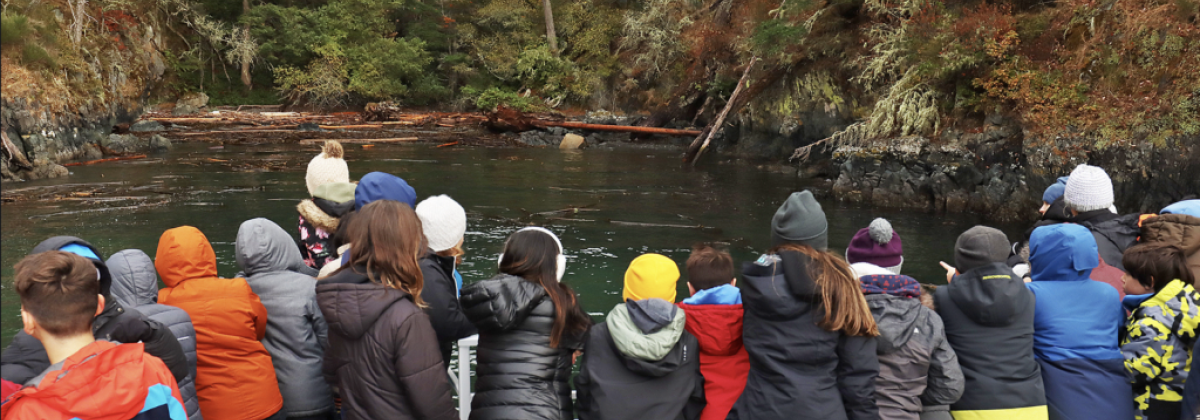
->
[1026,224,1133,420]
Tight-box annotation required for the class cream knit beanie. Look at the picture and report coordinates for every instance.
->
[305,141,350,195]
[1063,164,1114,213]
[415,195,467,252]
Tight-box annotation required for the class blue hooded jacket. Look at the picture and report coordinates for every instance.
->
[1026,224,1133,420]
[354,172,417,210]
[1161,199,1200,218]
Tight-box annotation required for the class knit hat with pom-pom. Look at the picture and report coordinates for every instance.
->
[845,218,904,274]
[1063,164,1114,213]
[305,141,350,195]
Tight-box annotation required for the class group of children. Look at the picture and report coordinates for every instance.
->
[1,141,1197,420]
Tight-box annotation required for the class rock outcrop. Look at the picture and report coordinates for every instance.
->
[1,11,167,182]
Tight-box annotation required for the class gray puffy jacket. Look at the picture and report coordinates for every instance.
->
[236,218,334,417]
[107,249,204,420]
[867,294,964,420]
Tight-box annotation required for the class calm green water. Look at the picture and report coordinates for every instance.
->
[0,142,1026,347]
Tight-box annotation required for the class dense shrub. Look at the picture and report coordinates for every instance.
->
[0,14,32,47]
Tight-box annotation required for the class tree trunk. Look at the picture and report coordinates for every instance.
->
[684,57,757,164]
[240,0,253,92]
[542,0,558,57]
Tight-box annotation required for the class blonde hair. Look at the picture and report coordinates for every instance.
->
[773,244,879,337]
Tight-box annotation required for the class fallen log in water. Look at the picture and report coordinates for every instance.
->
[484,106,700,137]
[62,155,148,167]
[319,124,384,130]
[149,117,259,125]
[536,121,701,136]
[299,137,419,144]
[608,220,723,233]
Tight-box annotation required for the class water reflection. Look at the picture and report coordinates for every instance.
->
[0,142,1026,347]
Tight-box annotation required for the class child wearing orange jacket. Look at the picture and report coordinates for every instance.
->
[156,226,284,420]
[1,251,185,420]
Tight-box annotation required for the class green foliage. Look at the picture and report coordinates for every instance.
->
[244,0,446,107]
[1,14,31,46]
[21,43,55,68]
[751,19,809,58]
[461,86,545,111]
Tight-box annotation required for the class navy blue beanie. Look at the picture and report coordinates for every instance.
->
[354,172,417,210]
[1042,176,1070,204]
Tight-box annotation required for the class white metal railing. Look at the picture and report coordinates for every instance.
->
[448,334,575,420]
[451,335,479,420]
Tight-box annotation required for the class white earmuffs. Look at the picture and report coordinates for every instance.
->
[497,226,567,281]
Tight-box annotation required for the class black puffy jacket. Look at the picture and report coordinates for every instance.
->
[461,274,585,420]
[419,251,477,365]
[0,237,188,384]
[317,266,457,420]
[727,250,880,420]
[1074,210,1141,273]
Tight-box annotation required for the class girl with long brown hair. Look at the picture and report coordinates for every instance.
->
[460,227,591,420]
[728,190,881,420]
[315,200,457,420]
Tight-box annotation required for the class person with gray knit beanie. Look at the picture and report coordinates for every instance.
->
[771,190,829,250]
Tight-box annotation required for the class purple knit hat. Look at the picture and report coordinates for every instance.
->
[845,218,903,274]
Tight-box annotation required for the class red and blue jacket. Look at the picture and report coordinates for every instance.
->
[0,341,185,420]
[1026,224,1134,420]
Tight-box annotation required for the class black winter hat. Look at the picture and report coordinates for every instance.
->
[953,226,1011,273]
[30,236,113,298]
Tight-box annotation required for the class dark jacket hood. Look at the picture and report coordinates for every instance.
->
[1040,197,1074,223]
[317,267,412,340]
[236,218,308,276]
[739,251,818,321]
[31,236,113,298]
[948,263,1030,327]
[866,294,922,354]
[106,249,160,308]
[297,199,345,233]
[314,198,354,219]
[461,274,547,333]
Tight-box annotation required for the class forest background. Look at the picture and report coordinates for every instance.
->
[1,0,1197,160]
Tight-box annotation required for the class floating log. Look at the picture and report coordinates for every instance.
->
[437,141,460,148]
[148,117,259,126]
[299,137,419,144]
[609,220,723,233]
[537,121,701,136]
[319,124,384,130]
[62,154,148,167]
[172,130,294,136]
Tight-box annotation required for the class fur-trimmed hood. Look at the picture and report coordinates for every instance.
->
[297,199,343,232]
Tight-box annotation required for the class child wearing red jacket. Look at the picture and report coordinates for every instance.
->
[1,251,185,420]
[677,245,750,420]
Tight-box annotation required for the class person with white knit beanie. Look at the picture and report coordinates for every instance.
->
[414,194,477,365]
[305,141,349,195]
[416,195,468,254]
[1063,164,1114,214]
